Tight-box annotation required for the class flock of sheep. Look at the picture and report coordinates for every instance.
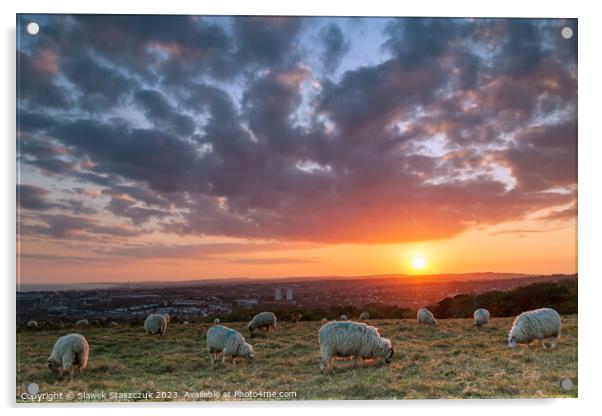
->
[39,307,562,378]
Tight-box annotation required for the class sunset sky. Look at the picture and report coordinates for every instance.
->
[17,16,577,284]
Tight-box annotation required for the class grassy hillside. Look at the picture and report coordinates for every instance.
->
[427,279,578,318]
[16,316,577,402]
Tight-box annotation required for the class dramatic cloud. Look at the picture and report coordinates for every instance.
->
[320,23,350,73]
[17,16,577,247]
[232,17,304,69]
[17,184,52,210]
[21,214,142,239]
[63,56,136,111]
[502,121,577,192]
[134,89,195,136]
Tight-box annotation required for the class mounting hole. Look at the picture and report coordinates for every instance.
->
[560,378,573,390]
[26,22,39,36]
[27,382,39,395]
[561,26,573,40]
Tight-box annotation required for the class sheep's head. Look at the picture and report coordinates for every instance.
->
[386,347,394,363]
[247,322,254,333]
[47,359,62,378]
[381,338,394,363]
[508,334,518,349]
[245,344,255,365]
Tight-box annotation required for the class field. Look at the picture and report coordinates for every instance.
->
[16,315,577,402]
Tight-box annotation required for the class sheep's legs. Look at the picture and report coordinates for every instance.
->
[550,337,558,349]
[539,339,548,349]
[63,365,74,379]
[210,353,216,369]
[353,356,361,368]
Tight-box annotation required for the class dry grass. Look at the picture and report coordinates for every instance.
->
[16,315,577,402]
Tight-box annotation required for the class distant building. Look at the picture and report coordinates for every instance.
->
[274,287,294,302]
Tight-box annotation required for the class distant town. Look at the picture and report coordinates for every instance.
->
[17,273,576,325]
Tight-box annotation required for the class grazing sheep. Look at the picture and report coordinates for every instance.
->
[473,308,491,326]
[417,308,436,326]
[321,318,328,323]
[27,320,38,329]
[213,318,220,324]
[359,312,370,320]
[109,322,119,328]
[248,311,277,333]
[47,333,89,379]
[144,314,169,337]
[291,312,302,323]
[508,308,561,349]
[75,319,89,327]
[182,321,190,326]
[319,321,394,371]
[206,325,254,368]
[339,314,348,321]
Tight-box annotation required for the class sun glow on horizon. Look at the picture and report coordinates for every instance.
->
[411,255,427,271]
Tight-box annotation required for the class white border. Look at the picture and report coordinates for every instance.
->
[3,1,601,415]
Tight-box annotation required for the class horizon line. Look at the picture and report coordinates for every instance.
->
[17,271,579,288]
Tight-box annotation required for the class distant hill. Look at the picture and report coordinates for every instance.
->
[426,277,577,318]
[18,271,572,292]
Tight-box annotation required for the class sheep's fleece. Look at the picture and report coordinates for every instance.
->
[206,325,254,367]
[248,311,277,332]
[473,308,491,326]
[508,308,561,348]
[47,333,89,377]
[144,314,169,336]
[319,321,393,370]
[417,308,436,325]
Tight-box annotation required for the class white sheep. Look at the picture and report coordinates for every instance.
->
[417,308,437,326]
[319,321,394,371]
[27,320,38,329]
[206,325,254,368]
[213,318,220,324]
[508,308,561,349]
[321,318,328,323]
[144,313,169,337]
[75,319,89,327]
[109,322,119,328]
[339,314,348,321]
[248,311,277,333]
[182,321,190,326]
[358,312,370,320]
[473,308,491,326]
[47,333,89,379]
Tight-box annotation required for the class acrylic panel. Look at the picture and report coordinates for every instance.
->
[16,14,577,402]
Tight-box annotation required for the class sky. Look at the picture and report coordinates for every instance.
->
[16,15,577,284]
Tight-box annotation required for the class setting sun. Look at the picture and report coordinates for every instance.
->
[411,255,427,270]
